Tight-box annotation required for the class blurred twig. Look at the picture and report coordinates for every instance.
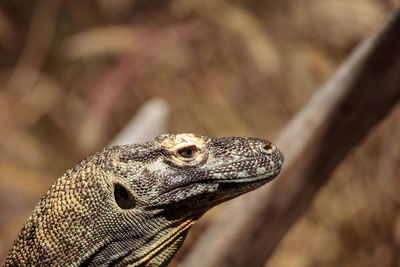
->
[180,9,400,267]
[110,98,169,145]
[62,25,139,59]
[6,0,62,95]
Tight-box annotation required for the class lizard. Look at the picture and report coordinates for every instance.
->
[4,133,283,266]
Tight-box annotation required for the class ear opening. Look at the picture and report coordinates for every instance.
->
[114,183,136,209]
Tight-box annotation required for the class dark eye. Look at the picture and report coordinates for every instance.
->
[178,146,197,158]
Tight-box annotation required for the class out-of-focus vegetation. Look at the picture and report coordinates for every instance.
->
[0,0,399,266]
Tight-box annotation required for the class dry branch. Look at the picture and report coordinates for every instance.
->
[110,98,169,145]
[180,10,400,267]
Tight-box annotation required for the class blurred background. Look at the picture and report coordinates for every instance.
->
[1,0,400,266]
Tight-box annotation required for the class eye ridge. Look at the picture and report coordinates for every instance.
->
[178,146,197,158]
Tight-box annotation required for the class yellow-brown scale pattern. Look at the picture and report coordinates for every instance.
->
[5,133,283,266]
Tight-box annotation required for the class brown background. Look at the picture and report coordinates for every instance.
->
[1,1,400,266]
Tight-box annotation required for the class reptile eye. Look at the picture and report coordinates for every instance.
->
[178,146,197,158]
[114,184,136,209]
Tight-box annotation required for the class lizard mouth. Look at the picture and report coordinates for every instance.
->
[151,177,272,220]
[149,155,282,218]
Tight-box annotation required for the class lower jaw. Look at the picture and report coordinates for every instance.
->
[163,180,269,220]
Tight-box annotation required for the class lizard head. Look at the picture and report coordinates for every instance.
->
[5,133,283,267]
[149,133,283,215]
[98,133,283,266]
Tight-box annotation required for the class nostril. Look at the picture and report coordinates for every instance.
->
[263,144,274,153]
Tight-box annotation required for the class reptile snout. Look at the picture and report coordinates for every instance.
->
[246,139,284,177]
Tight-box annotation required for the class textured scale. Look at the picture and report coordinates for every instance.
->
[4,133,284,266]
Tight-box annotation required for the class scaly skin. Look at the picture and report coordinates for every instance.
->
[5,133,283,266]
